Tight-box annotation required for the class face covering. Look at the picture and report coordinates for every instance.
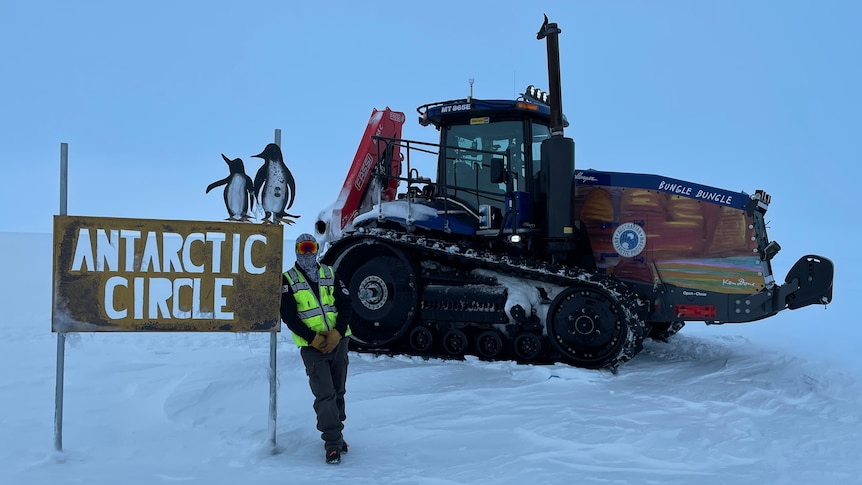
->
[295,233,320,283]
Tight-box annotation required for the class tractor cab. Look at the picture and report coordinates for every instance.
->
[417,95,563,236]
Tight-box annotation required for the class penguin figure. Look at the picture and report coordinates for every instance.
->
[206,154,254,221]
[252,143,299,225]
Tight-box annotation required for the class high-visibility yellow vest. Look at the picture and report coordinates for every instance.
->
[283,265,350,347]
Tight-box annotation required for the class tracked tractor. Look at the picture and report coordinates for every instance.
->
[313,16,833,369]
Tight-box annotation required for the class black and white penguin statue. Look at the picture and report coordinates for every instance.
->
[252,143,299,224]
[206,154,254,221]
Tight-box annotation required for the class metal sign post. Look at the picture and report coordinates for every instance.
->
[269,128,282,450]
[54,142,68,452]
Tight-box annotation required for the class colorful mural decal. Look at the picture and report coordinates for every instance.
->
[574,172,766,295]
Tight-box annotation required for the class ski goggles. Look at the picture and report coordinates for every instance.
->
[296,240,319,255]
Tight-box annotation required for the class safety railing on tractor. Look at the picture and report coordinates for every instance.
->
[369,135,511,233]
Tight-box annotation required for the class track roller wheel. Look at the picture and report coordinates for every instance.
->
[513,332,542,361]
[546,285,643,369]
[345,252,417,348]
[442,328,468,356]
[475,330,504,360]
[408,326,434,353]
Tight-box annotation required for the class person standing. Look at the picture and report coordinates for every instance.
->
[281,233,353,464]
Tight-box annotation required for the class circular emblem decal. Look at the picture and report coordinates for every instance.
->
[612,222,647,258]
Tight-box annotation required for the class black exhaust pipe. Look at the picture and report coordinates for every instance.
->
[537,15,564,137]
[537,15,577,259]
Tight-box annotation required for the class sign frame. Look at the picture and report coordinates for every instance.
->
[52,215,283,333]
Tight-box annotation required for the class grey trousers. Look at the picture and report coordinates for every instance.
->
[300,338,349,452]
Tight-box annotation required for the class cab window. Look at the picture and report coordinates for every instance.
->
[442,120,525,212]
[530,122,552,181]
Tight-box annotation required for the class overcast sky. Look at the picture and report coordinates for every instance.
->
[1,0,859,282]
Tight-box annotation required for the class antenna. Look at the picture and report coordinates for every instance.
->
[468,78,474,102]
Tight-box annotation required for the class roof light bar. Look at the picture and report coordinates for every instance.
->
[524,84,549,105]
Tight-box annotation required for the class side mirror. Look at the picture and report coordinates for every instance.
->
[490,155,506,184]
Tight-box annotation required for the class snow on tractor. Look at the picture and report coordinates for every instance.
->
[313,16,833,370]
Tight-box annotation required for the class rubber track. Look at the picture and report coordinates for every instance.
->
[340,227,649,368]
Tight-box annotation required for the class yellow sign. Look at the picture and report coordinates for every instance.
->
[52,216,284,332]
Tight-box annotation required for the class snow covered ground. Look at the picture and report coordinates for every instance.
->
[2,232,860,485]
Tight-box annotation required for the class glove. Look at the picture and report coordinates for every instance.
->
[320,329,342,354]
[309,333,327,352]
